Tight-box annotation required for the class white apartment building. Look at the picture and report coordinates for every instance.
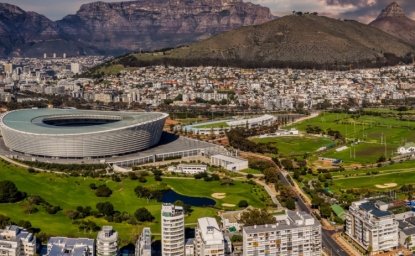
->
[396,211,415,250]
[162,204,185,256]
[96,226,118,256]
[0,225,36,256]
[194,218,225,256]
[47,237,95,256]
[210,155,248,172]
[135,228,151,256]
[168,164,207,175]
[242,211,321,256]
[185,239,194,256]
[345,200,399,253]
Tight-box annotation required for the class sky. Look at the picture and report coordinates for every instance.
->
[5,0,415,23]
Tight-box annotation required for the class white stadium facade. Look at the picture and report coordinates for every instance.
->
[0,109,168,159]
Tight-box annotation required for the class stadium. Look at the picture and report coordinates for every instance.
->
[0,109,168,159]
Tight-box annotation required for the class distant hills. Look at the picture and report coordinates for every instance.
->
[94,13,415,72]
[370,2,415,46]
[0,0,275,57]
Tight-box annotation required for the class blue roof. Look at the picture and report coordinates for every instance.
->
[359,202,392,218]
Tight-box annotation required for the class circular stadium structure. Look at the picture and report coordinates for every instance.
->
[0,109,168,159]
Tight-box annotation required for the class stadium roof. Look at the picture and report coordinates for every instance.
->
[1,109,167,135]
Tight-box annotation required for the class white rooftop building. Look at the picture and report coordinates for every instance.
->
[162,204,185,256]
[135,228,151,256]
[47,237,95,256]
[0,225,36,256]
[96,226,118,256]
[210,155,248,171]
[194,217,226,256]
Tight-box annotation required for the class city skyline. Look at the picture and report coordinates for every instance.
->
[5,0,415,22]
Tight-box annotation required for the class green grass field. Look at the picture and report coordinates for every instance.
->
[193,121,229,129]
[0,161,266,244]
[252,136,334,156]
[289,112,415,163]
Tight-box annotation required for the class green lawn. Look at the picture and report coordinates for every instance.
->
[289,112,415,163]
[252,136,334,156]
[193,121,229,129]
[0,160,266,244]
[240,168,263,175]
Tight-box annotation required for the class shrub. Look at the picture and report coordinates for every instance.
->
[134,208,155,222]
[0,181,26,203]
[238,200,249,208]
[95,185,112,197]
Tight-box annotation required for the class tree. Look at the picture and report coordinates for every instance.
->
[96,202,114,216]
[231,234,243,243]
[320,203,332,218]
[285,198,296,210]
[238,200,249,208]
[134,208,155,222]
[240,209,276,226]
[0,214,11,228]
[95,185,112,197]
[263,168,279,183]
[0,181,26,203]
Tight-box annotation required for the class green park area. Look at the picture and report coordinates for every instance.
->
[193,121,229,129]
[289,112,415,164]
[252,135,334,157]
[0,160,267,244]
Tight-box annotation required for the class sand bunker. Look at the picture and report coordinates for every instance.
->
[222,203,236,207]
[375,183,398,189]
[212,193,226,199]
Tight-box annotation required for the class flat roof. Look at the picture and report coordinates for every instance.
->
[1,108,167,135]
[211,154,248,164]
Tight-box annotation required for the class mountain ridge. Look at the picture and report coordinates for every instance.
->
[0,0,275,57]
[370,2,415,45]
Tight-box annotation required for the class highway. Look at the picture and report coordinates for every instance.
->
[278,169,349,256]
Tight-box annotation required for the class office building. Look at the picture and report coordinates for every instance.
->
[242,211,321,256]
[345,199,399,253]
[194,217,226,256]
[71,63,81,75]
[168,164,207,175]
[0,225,36,256]
[97,226,118,256]
[47,237,95,256]
[161,204,185,256]
[135,228,151,256]
[210,155,248,171]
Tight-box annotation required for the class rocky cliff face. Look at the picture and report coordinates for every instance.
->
[0,0,274,57]
[370,2,415,45]
[57,0,274,54]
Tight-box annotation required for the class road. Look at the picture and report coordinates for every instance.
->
[278,169,349,256]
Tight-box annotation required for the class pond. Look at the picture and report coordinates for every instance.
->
[161,189,216,207]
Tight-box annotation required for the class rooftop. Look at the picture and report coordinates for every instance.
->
[47,237,94,256]
[1,108,167,135]
[197,217,224,245]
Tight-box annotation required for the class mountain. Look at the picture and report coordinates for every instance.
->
[98,14,415,71]
[0,0,275,57]
[370,2,415,45]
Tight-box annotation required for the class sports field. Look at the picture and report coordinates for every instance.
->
[328,160,415,192]
[0,160,266,244]
[252,136,334,156]
[289,112,415,163]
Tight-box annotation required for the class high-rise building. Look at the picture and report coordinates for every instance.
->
[345,199,398,253]
[194,217,226,256]
[53,53,57,58]
[135,228,151,256]
[97,226,118,256]
[161,203,185,256]
[46,237,95,256]
[71,63,81,75]
[0,225,36,256]
[242,211,321,256]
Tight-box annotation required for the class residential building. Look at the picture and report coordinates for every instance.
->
[194,217,226,256]
[396,211,415,250]
[0,225,36,256]
[242,211,321,256]
[47,237,95,256]
[345,199,399,253]
[70,63,81,75]
[161,203,185,256]
[135,228,151,256]
[210,155,248,172]
[96,226,118,256]
[168,164,207,175]
[185,239,194,256]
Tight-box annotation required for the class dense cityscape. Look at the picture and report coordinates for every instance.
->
[2,1,415,256]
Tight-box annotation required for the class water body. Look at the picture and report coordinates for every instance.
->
[162,189,215,207]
